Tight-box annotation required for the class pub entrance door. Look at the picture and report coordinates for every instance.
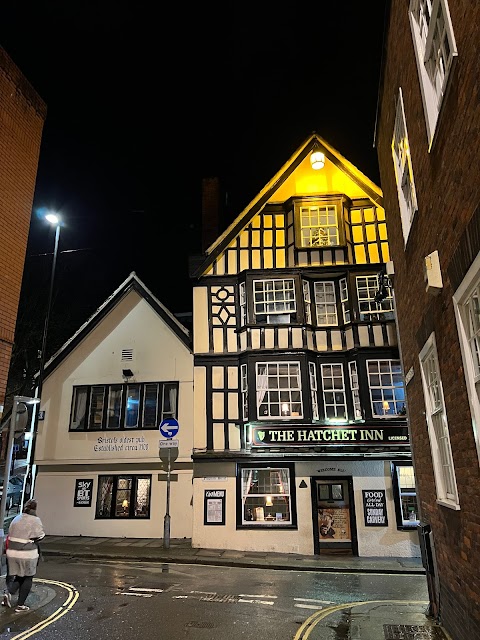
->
[312,477,357,555]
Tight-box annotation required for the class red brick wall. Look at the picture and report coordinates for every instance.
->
[375,2,480,639]
[0,47,46,416]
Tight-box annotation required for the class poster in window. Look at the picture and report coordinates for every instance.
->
[204,489,226,525]
[74,479,94,507]
[363,490,388,526]
[318,507,351,541]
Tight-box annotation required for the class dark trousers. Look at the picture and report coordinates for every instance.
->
[6,573,34,606]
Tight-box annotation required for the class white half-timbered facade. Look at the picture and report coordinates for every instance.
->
[191,133,420,557]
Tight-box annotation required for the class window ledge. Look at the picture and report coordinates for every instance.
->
[396,525,420,532]
[236,524,298,530]
[436,498,461,511]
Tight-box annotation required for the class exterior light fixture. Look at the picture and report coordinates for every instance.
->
[265,496,273,507]
[310,150,325,170]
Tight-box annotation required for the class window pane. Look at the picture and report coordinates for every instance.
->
[125,384,140,428]
[71,387,88,430]
[115,476,133,517]
[332,484,343,500]
[89,386,105,429]
[143,383,159,428]
[162,383,178,419]
[241,467,292,524]
[134,477,151,517]
[256,362,303,419]
[96,476,113,518]
[107,385,123,429]
[367,360,406,417]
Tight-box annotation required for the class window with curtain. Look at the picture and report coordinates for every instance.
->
[69,382,178,431]
[256,362,303,419]
[239,466,293,526]
[95,475,151,519]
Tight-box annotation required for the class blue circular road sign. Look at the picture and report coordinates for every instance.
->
[159,418,179,439]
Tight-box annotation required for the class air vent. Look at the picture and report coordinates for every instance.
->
[121,348,134,361]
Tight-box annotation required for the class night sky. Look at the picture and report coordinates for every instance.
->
[1,3,387,355]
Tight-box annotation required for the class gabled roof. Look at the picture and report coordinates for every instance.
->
[192,132,383,278]
[42,272,192,379]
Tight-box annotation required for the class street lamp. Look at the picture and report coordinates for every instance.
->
[23,211,61,503]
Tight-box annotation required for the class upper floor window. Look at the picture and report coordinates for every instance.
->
[300,203,339,247]
[256,361,303,420]
[309,362,319,420]
[348,361,362,420]
[340,278,351,323]
[303,280,312,324]
[321,363,347,420]
[314,281,338,325]
[70,382,178,431]
[253,278,296,324]
[409,0,457,147]
[367,360,406,417]
[239,282,246,326]
[392,88,418,243]
[419,333,459,508]
[356,276,394,320]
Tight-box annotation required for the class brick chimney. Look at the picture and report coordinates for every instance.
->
[201,177,221,253]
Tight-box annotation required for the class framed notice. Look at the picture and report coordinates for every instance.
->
[204,489,226,525]
[74,479,94,507]
[362,490,388,526]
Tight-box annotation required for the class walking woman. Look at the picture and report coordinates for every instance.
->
[2,499,45,613]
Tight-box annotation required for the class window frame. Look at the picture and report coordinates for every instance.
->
[236,462,297,529]
[314,281,338,326]
[356,275,395,321]
[252,277,297,325]
[409,0,458,149]
[391,462,420,529]
[293,195,348,249]
[69,382,178,431]
[95,474,152,519]
[255,361,303,420]
[391,88,418,244]
[419,332,460,509]
[453,254,480,463]
[320,363,347,421]
[366,359,406,418]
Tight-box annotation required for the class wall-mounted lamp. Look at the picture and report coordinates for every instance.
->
[310,150,325,170]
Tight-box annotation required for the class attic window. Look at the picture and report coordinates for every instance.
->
[294,196,348,249]
[121,349,134,361]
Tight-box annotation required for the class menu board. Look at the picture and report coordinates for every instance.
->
[204,489,226,525]
[363,490,388,526]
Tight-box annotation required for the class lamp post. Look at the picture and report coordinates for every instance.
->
[23,212,61,504]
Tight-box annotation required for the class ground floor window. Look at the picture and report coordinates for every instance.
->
[95,475,151,519]
[391,463,419,528]
[237,463,296,527]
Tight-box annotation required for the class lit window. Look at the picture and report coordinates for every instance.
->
[419,333,459,508]
[309,362,319,420]
[303,280,312,324]
[348,362,362,420]
[95,475,151,519]
[392,88,418,243]
[300,203,339,247]
[409,0,457,147]
[392,463,420,527]
[256,362,303,420]
[314,282,338,326]
[321,363,347,420]
[240,466,294,526]
[356,275,394,320]
[367,360,406,417]
[253,279,296,324]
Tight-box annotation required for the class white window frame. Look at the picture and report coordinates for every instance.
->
[321,363,347,421]
[340,277,351,323]
[302,280,312,324]
[300,203,339,247]
[419,333,460,509]
[256,361,303,420]
[367,359,406,418]
[392,88,418,244]
[241,363,248,421]
[314,281,338,326]
[253,278,296,323]
[348,361,362,420]
[240,466,293,526]
[309,362,319,420]
[356,275,394,320]
[393,463,420,527]
[239,282,246,326]
[409,0,458,149]
[453,252,480,464]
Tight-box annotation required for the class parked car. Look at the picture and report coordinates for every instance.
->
[0,474,24,510]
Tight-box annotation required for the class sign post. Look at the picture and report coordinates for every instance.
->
[159,418,179,549]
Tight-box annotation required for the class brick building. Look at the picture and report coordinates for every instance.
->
[374,1,480,638]
[0,47,46,429]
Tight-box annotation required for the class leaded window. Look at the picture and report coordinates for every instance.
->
[95,475,151,519]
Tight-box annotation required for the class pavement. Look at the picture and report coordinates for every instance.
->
[1,535,451,639]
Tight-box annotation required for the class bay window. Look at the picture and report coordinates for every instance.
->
[256,361,303,419]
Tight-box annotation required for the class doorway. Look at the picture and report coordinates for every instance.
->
[311,476,357,555]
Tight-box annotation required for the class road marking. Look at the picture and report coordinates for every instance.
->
[129,587,164,593]
[293,599,430,640]
[294,604,323,610]
[10,579,79,640]
[239,593,278,598]
[173,595,188,599]
[238,598,275,605]
[294,598,333,604]
[116,592,152,597]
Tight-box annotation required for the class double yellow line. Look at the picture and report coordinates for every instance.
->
[294,599,429,639]
[11,578,79,640]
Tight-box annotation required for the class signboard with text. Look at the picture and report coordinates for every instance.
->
[362,490,388,526]
[204,489,226,526]
[251,425,409,447]
[74,479,94,507]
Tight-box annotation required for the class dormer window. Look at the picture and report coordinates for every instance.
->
[294,195,349,249]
